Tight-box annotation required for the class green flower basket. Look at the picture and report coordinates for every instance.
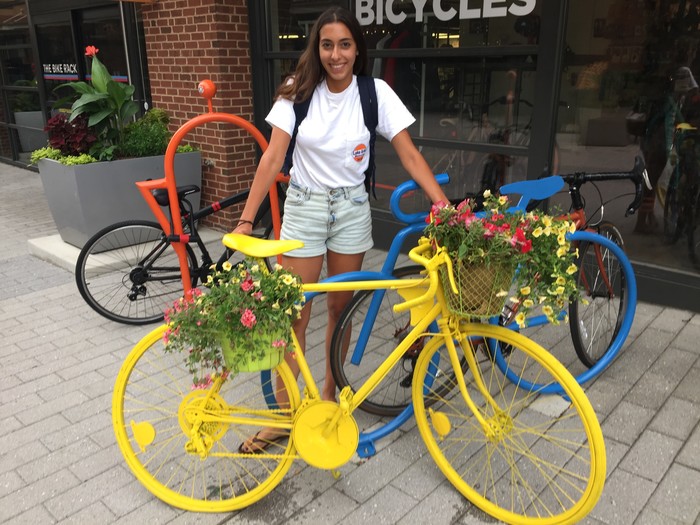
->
[440,259,515,319]
[220,328,287,373]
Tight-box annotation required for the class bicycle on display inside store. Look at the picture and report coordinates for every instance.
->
[661,122,700,271]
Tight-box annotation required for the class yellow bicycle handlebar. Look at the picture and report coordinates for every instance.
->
[393,238,452,313]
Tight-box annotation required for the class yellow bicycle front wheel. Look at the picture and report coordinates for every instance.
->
[412,323,606,525]
[112,325,300,512]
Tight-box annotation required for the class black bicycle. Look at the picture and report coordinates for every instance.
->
[664,123,700,271]
[75,182,285,325]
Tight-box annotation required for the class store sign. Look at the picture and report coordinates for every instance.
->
[43,63,78,75]
[356,0,537,25]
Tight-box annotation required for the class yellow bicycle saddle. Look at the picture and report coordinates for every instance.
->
[222,232,304,258]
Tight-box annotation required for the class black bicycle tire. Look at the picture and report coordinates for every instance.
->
[688,189,700,270]
[329,265,466,416]
[663,179,684,244]
[569,222,628,368]
[75,220,198,325]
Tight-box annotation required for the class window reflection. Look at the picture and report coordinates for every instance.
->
[558,0,700,274]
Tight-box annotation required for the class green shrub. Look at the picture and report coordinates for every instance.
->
[118,108,171,158]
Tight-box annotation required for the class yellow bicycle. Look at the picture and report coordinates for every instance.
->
[113,233,606,524]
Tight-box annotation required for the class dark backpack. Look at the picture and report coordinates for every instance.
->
[283,75,379,197]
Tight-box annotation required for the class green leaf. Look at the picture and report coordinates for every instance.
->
[119,101,139,123]
[89,54,111,93]
[106,81,127,107]
[55,81,95,95]
[88,108,114,127]
[71,93,109,111]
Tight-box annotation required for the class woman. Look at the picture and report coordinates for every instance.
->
[235,6,448,453]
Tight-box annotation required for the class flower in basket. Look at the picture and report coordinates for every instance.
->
[424,190,580,327]
[163,260,305,387]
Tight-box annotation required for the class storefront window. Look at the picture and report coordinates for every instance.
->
[263,1,539,212]
[0,0,45,163]
[558,0,700,275]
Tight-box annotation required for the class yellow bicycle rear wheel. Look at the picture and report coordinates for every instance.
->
[412,323,605,525]
[113,325,299,512]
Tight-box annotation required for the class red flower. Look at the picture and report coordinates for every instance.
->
[85,45,99,57]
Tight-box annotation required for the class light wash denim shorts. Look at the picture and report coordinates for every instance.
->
[280,180,373,258]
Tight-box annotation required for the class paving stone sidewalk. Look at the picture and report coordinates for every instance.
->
[1,164,699,524]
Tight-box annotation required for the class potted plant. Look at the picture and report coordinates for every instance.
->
[425,190,580,326]
[30,45,202,248]
[163,260,305,388]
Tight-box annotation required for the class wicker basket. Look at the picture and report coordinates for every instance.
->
[440,259,515,318]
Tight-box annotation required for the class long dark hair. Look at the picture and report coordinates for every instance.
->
[276,6,369,103]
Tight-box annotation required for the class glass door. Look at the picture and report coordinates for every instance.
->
[0,0,45,164]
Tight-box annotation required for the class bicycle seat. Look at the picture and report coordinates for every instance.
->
[499,176,564,212]
[152,185,201,207]
[222,232,304,258]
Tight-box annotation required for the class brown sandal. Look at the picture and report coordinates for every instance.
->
[238,431,289,454]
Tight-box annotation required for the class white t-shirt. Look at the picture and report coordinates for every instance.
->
[266,76,415,190]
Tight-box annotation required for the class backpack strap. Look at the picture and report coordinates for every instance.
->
[282,97,311,175]
[357,75,378,198]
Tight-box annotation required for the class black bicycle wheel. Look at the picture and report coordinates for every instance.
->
[329,265,466,416]
[75,220,198,325]
[664,175,684,244]
[688,189,700,271]
[569,222,628,368]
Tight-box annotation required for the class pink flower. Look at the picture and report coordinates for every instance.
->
[241,279,254,292]
[85,45,99,57]
[192,374,213,390]
[271,339,287,348]
[253,291,263,300]
[240,308,257,328]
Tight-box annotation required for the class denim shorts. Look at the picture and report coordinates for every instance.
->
[280,181,373,258]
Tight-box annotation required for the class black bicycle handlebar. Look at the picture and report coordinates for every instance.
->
[558,155,650,217]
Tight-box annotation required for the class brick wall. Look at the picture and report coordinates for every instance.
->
[141,0,261,230]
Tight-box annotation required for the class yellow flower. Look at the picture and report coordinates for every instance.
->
[251,264,260,273]
[532,227,543,238]
[542,216,552,227]
[285,307,293,315]
[509,296,520,303]
[206,275,214,284]
[515,312,527,328]
[274,263,283,271]
[542,305,554,316]
[282,274,295,285]
[556,246,568,258]
[222,261,232,272]
[520,286,531,295]
[272,302,280,309]
[569,222,576,234]
[483,189,492,198]
[554,286,565,295]
[498,195,508,205]
[523,299,534,308]
[496,289,508,297]
[557,232,567,245]
[566,264,578,275]
[544,226,552,236]
[555,276,566,286]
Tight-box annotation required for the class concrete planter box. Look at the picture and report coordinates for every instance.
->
[37,151,202,248]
